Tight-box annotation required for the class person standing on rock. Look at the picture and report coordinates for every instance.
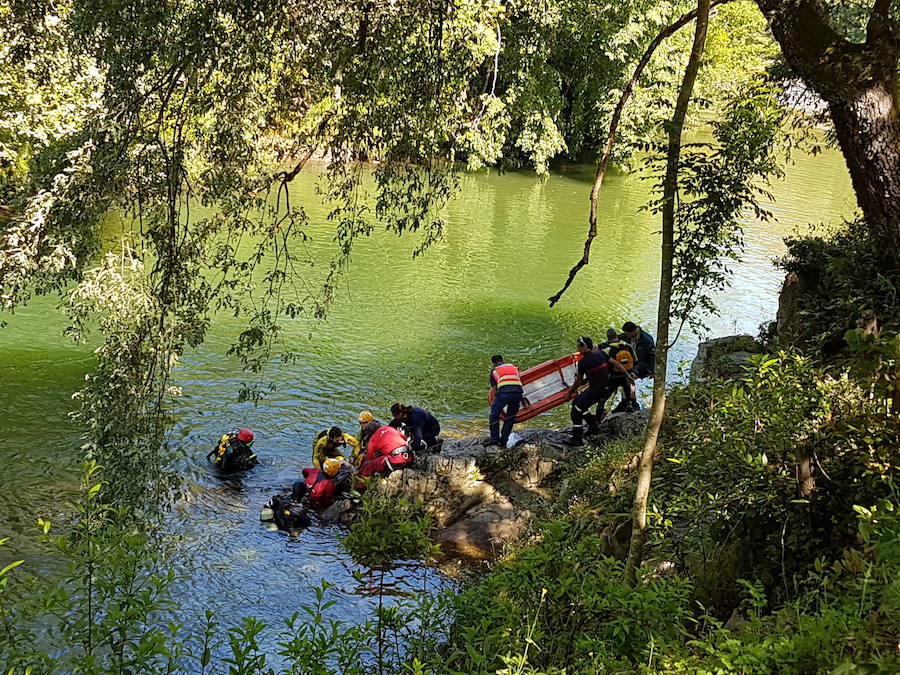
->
[599,328,639,413]
[485,354,524,447]
[565,336,629,446]
[621,321,655,379]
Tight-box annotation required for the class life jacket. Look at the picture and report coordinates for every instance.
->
[301,468,337,508]
[212,432,258,472]
[492,363,523,388]
[605,341,636,372]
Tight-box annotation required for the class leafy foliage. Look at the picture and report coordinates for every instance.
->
[442,520,695,672]
[341,491,437,569]
[779,218,900,351]
[642,81,785,333]
[657,352,899,606]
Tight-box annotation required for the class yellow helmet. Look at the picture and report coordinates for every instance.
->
[357,410,375,424]
[323,456,344,477]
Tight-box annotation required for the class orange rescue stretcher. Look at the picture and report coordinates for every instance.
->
[487,352,584,422]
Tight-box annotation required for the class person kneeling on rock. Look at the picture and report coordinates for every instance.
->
[390,403,442,454]
[357,421,415,479]
[292,456,354,510]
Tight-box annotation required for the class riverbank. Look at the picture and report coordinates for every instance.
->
[371,409,650,559]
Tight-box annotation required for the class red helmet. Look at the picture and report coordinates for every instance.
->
[236,428,254,442]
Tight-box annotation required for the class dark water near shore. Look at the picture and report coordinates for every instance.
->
[0,142,855,630]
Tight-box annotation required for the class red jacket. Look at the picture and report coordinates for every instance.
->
[301,467,336,508]
[366,425,408,461]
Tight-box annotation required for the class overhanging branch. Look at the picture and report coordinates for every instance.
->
[547,0,732,306]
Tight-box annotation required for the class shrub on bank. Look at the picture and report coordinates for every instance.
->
[779,218,900,353]
[655,351,898,609]
[442,520,694,673]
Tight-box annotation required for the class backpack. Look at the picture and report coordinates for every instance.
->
[211,432,259,473]
[607,342,636,371]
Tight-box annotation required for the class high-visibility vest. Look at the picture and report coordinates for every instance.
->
[492,363,523,388]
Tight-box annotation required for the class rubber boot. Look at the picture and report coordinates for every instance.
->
[611,398,629,414]
[584,413,601,436]
[565,425,584,446]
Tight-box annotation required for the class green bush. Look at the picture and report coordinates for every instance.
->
[564,438,641,512]
[778,219,900,352]
[653,500,899,674]
[655,351,899,609]
[441,520,694,673]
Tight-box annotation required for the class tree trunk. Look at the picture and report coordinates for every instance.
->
[624,0,710,587]
[757,0,900,255]
[797,445,815,497]
[827,86,900,254]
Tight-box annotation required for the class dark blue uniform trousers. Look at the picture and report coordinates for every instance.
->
[490,387,523,444]
[571,386,612,426]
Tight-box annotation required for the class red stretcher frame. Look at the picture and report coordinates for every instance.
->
[487,352,583,422]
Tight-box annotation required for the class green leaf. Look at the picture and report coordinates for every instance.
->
[0,560,24,576]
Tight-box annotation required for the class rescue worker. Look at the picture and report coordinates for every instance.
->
[358,421,414,478]
[207,428,258,472]
[565,336,630,446]
[356,410,378,453]
[599,328,639,413]
[312,426,361,468]
[389,403,441,453]
[486,354,524,447]
[621,321,656,379]
[292,456,353,510]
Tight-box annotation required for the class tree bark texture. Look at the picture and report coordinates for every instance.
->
[756,0,900,256]
[797,445,815,497]
[624,0,710,587]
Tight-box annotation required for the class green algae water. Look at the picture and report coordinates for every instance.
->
[0,143,855,627]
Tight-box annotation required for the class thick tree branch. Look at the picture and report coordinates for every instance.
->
[867,0,900,48]
[548,0,731,306]
[756,0,874,98]
[281,145,317,185]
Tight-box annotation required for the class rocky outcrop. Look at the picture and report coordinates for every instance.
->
[777,271,804,346]
[690,335,764,383]
[373,410,650,559]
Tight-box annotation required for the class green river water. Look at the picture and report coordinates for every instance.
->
[0,144,855,630]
